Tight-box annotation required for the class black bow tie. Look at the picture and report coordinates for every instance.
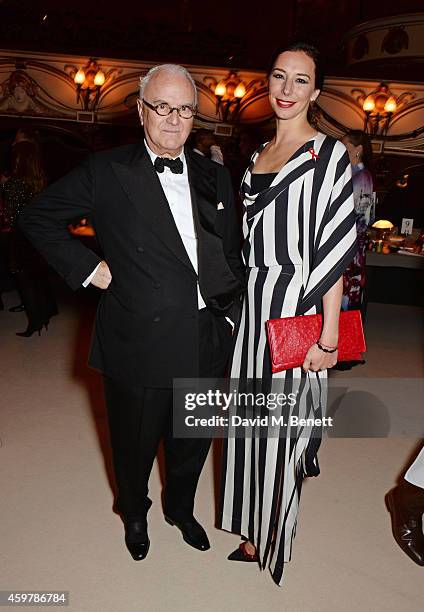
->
[154,156,184,174]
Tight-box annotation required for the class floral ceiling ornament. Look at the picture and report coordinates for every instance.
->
[352,34,369,61]
[0,70,53,115]
[381,27,409,55]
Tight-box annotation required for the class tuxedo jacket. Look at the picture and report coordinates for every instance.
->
[19,142,245,388]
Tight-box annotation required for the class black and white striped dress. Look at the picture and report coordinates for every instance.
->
[219,132,356,585]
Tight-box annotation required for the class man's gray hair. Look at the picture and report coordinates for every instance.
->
[139,64,198,106]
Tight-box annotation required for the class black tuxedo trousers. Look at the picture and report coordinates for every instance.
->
[104,308,232,521]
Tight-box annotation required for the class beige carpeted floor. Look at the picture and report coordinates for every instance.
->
[1,288,423,612]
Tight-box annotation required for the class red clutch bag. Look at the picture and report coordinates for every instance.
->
[266,310,366,373]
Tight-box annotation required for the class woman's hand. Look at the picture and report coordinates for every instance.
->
[303,274,343,372]
[302,342,338,372]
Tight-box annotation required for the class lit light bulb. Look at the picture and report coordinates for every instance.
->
[234,82,246,99]
[74,69,86,85]
[94,70,106,87]
[363,96,375,112]
[384,96,397,113]
[214,81,226,97]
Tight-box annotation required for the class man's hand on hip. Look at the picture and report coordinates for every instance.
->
[91,260,112,289]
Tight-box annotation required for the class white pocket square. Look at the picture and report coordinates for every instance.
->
[217,202,225,210]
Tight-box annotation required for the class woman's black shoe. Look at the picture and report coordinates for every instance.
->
[228,541,259,562]
[16,323,48,337]
[9,304,25,312]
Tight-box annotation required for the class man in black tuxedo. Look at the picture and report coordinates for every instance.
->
[19,64,244,561]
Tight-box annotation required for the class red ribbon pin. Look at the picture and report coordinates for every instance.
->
[308,147,319,161]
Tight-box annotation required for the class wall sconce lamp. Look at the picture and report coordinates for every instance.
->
[65,58,118,112]
[203,72,266,124]
[206,71,248,123]
[362,83,397,138]
[351,83,414,165]
[395,174,409,189]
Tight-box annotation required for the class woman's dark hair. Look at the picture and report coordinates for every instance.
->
[11,141,46,194]
[268,40,325,91]
[344,130,373,169]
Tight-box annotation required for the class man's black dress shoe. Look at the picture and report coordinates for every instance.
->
[124,519,150,561]
[164,515,210,551]
[386,488,424,566]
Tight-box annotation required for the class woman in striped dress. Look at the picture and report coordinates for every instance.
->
[219,42,357,586]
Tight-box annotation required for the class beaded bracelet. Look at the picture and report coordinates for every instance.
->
[316,340,338,354]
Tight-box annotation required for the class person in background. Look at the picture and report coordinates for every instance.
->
[224,127,262,196]
[0,194,10,310]
[333,130,374,370]
[0,137,57,336]
[192,128,224,164]
[3,128,39,313]
[340,130,374,313]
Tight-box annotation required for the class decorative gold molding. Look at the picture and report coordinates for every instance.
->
[0,49,423,155]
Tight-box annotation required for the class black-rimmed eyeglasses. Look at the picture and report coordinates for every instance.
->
[142,98,196,119]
